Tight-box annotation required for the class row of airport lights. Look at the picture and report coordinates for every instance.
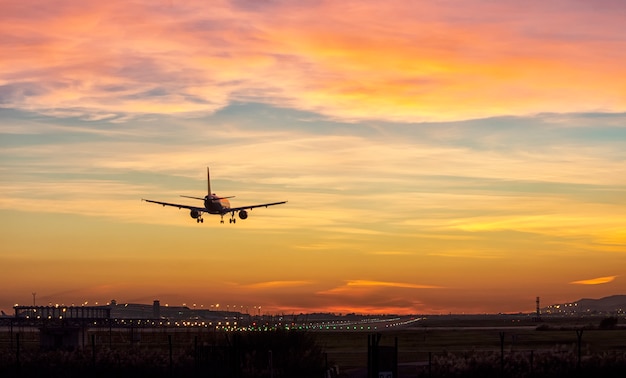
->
[15,301,422,330]
[15,302,267,316]
[15,313,420,331]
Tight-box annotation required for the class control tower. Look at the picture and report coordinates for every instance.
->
[533,296,542,322]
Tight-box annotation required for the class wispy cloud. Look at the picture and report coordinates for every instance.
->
[318,280,442,295]
[243,281,313,290]
[2,109,625,240]
[346,280,443,289]
[570,276,618,285]
[368,250,412,256]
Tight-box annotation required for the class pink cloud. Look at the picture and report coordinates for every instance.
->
[2,0,625,122]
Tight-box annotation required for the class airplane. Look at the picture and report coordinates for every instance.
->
[142,167,287,224]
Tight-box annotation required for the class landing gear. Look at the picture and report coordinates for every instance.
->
[218,213,239,224]
[196,217,203,223]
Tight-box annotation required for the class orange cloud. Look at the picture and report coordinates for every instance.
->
[318,280,442,296]
[243,281,313,290]
[570,276,618,285]
[346,280,443,289]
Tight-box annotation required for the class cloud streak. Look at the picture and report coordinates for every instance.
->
[318,280,442,296]
[346,280,443,289]
[570,276,618,285]
[243,281,313,290]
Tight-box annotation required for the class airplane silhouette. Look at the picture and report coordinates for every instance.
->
[143,167,287,224]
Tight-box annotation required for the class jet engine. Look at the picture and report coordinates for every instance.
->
[190,209,201,219]
[238,210,248,220]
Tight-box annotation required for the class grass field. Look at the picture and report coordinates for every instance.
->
[313,316,626,377]
[317,327,626,367]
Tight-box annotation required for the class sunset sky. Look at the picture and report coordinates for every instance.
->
[1,0,625,315]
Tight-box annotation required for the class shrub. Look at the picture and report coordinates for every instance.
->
[599,317,618,330]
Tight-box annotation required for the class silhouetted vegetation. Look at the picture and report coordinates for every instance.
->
[599,316,619,330]
[236,329,326,377]
[414,348,626,378]
[0,330,327,378]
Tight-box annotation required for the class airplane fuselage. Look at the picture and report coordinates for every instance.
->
[204,195,231,214]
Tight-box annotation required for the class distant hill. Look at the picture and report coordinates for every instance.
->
[544,295,626,315]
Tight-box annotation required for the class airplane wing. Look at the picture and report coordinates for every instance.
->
[229,201,287,212]
[142,199,205,212]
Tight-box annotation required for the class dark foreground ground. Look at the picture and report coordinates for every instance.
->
[1,315,626,377]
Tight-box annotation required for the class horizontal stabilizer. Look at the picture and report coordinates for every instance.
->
[180,195,205,200]
[180,195,236,201]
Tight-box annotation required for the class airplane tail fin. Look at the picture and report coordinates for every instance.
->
[207,166,211,196]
